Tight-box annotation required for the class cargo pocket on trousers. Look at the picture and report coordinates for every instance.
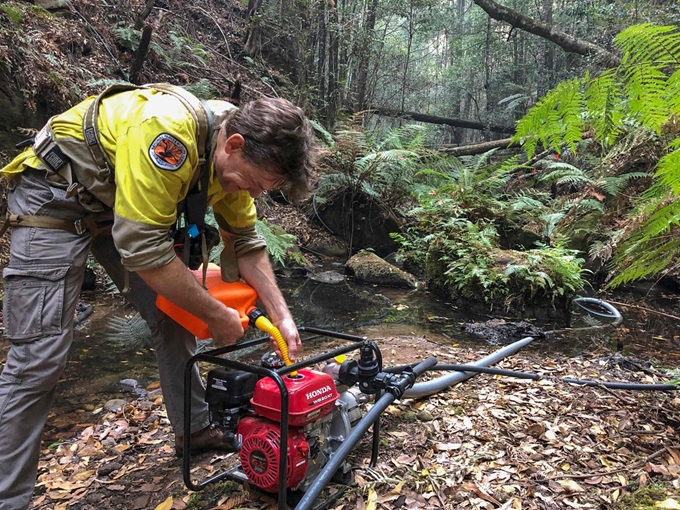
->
[3,264,70,341]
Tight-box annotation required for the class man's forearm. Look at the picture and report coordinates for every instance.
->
[138,257,224,323]
[137,257,245,347]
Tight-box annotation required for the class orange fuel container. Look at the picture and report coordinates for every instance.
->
[156,264,258,340]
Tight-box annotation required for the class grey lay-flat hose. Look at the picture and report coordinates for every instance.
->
[403,336,536,399]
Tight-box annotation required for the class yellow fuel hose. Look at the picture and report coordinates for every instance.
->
[248,309,298,376]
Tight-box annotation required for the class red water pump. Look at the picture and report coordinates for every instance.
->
[237,368,339,492]
[204,360,364,494]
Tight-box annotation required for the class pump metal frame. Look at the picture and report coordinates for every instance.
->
[182,327,368,509]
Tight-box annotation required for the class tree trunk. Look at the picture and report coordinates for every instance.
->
[129,25,153,84]
[244,0,265,56]
[326,2,340,128]
[317,0,327,111]
[472,0,620,67]
[400,2,414,115]
[133,0,156,31]
[536,0,554,97]
[355,0,379,111]
[369,106,515,133]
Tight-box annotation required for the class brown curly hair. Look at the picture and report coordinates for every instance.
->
[225,97,317,200]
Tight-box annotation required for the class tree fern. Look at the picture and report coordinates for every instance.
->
[183,79,220,100]
[666,68,680,117]
[310,119,335,147]
[574,198,606,214]
[610,236,680,286]
[255,219,298,267]
[637,200,680,241]
[585,69,624,145]
[499,93,531,113]
[623,62,670,133]
[509,195,548,213]
[650,144,680,195]
[513,23,680,285]
[540,212,566,238]
[103,313,152,350]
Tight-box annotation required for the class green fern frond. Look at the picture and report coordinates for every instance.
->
[256,219,298,267]
[575,198,606,213]
[415,168,458,182]
[651,148,680,194]
[355,149,419,172]
[183,79,220,100]
[504,264,529,276]
[113,26,141,51]
[639,201,680,241]
[595,172,649,195]
[623,62,671,133]
[104,313,152,350]
[610,236,680,286]
[615,24,680,66]
[376,125,428,151]
[497,155,531,173]
[498,93,531,112]
[472,149,499,173]
[310,119,335,147]
[541,212,566,237]
[509,196,548,212]
[585,69,624,145]
[666,68,680,117]
[537,162,593,187]
[513,79,585,158]
[360,181,381,198]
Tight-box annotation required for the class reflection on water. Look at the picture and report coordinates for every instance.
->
[279,277,394,330]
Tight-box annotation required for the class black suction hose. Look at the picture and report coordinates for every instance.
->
[403,297,625,398]
[294,357,438,510]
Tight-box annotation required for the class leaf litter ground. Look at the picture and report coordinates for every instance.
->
[24,331,680,510]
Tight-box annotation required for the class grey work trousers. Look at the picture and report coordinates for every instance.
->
[0,170,210,509]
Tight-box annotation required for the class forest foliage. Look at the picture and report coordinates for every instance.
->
[2,0,680,313]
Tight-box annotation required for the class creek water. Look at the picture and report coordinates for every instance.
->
[2,271,679,443]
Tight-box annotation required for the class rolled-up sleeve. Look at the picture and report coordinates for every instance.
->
[112,214,176,271]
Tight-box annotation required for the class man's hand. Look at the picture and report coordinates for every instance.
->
[272,316,302,361]
[205,305,245,345]
[234,248,301,360]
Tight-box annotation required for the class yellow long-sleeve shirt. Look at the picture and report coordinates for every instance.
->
[1,87,260,271]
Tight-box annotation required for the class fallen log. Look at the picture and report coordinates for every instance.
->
[369,107,515,134]
[440,137,519,156]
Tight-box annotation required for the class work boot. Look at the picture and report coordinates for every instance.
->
[175,425,227,456]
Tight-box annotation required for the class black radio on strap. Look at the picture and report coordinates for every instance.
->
[178,100,219,282]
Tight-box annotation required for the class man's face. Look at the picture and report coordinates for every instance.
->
[215,134,284,198]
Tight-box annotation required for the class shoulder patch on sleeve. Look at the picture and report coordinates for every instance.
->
[149,133,188,171]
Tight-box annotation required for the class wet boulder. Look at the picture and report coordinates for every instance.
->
[345,251,417,288]
[309,270,346,284]
[463,319,544,344]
